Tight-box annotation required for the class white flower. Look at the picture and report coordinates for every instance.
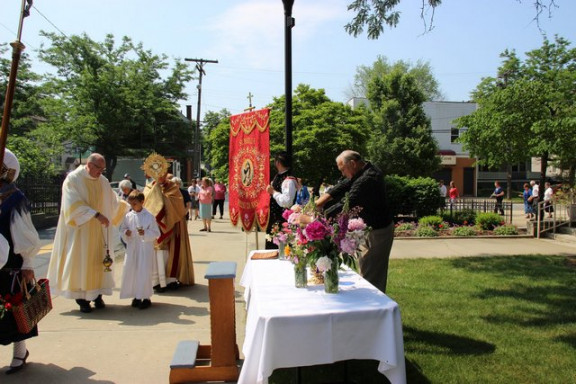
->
[316,256,332,273]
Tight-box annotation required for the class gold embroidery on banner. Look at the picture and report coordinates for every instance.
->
[231,147,266,200]
[230,108,269,136]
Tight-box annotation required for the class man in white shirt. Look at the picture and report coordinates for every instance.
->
[187,179,200,220]
[265,151,297,249]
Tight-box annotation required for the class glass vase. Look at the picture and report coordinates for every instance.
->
[323,258,339,294]
[294,264,307,288]
[278,242,286,260]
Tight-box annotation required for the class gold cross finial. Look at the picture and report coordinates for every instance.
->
[244,92,255,111]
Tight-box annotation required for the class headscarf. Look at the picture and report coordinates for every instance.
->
[1,148,20,183]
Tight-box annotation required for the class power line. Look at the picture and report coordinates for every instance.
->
[0,21,37,50]
[32,5,68,38]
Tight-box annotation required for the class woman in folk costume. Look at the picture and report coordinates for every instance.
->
[0,148,41,374]
[141,153,195,292]
[119,190,160,309]
[47,153,128,313]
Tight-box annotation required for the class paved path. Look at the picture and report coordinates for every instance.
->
[3,212,575,383]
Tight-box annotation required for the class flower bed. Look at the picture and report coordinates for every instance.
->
[394,216,529,238]
[394,227,530,238]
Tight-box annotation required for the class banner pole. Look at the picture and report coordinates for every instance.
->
[254,226,259,250]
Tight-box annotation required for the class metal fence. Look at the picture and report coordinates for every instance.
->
[536,200,575,238]
[17,176,62,216]
[442,197,514,223]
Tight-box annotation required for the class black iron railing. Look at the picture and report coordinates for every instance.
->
[17,176,62,216]
[442,197,514,223]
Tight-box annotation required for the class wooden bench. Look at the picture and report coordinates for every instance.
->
[169,261,240,383]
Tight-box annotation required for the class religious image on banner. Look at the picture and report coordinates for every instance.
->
[228,108,270,232]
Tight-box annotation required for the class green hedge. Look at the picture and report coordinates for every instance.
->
[385,175,445,218]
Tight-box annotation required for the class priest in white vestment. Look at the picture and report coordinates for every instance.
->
[48,153,128,313]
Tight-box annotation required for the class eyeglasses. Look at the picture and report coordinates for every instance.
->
[89,162,106,172]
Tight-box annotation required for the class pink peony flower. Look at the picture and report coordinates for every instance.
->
[305,220,330,241]
[282,209,294,221]
[287,212,301,225]
[340,237,358,255]
[347,218,366,231]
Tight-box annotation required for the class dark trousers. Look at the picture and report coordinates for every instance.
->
[358,222,394,293]
[494,199,504,215]
[212,199,224,217]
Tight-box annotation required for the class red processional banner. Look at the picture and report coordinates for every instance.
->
[228,108,270,232]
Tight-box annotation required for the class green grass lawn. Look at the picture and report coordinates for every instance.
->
[269,255,576,383]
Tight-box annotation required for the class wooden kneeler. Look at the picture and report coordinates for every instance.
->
[169,261,240,383]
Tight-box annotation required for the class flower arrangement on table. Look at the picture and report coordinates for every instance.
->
[290,195,370,292]
[266,218,297,259]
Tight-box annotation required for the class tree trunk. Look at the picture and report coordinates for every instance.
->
[539,152,548,200]
[506,163,512,199]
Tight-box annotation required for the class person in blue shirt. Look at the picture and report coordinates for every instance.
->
[521,183,534,219]
[295,178,310,206]
[491,181,505,215]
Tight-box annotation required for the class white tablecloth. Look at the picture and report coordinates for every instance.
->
[238,250,406,384]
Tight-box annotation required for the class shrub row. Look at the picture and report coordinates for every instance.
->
[385,175,445,218]
[394,213,518,237]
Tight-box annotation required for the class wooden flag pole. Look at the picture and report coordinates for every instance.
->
[0,0,30,167]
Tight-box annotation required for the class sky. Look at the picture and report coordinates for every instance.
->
[2,0,575,122]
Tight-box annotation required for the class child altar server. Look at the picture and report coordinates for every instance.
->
[119,190,160,309]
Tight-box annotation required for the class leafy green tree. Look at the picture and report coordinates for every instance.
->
[366,69,440,177]
[345,0,560,39]
[37,32,194,179]
[204,109,232,180]
[457,36,576,192]
[268,84,371,193]
[523,36,576,187]
[457,79,548,197]
[350,55,443,101]
[1,45,58,177]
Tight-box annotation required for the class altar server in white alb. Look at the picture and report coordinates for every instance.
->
[48,153,128,313]
[119,190,160,309]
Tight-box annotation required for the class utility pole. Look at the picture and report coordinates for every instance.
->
[184,58,218,178]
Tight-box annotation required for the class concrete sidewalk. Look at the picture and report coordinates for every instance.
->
[5,217,258,384]
[4,215,576,383]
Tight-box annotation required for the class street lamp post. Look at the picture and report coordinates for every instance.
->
[184,58,218,178]
[282,0,295,162]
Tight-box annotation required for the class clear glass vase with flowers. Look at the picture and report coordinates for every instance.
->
[300,195,370,293]
[266,219,296,260]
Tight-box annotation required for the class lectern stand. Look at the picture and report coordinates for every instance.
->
[169,261,239,383]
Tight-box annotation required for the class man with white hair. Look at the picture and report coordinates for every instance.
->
[48,153,129,313]
[314,150,394,293]
[0,148,41,374]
